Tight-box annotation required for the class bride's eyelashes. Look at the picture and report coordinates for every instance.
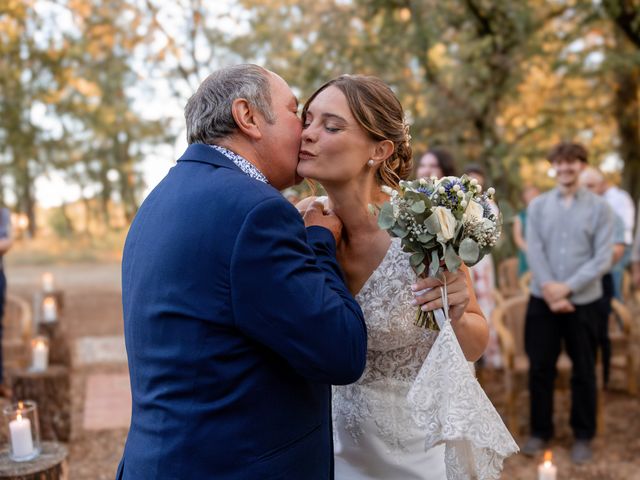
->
[301,121,342,133]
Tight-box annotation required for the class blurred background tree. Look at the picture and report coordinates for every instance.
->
[1,0,639,239]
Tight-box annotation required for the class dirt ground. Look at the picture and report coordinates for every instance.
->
[5,263,640,479]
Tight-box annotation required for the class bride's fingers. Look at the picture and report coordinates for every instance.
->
[419,290,469,312]
[412,274,468,305]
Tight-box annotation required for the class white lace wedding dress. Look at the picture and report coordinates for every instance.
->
[332,238,518,479]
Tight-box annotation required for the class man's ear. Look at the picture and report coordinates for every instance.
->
[370,139,395,164]
[231,98,263,140]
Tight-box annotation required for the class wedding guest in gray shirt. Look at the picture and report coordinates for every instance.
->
[521,142,613,465]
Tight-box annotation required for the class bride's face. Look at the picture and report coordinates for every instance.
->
[297,86,375,183]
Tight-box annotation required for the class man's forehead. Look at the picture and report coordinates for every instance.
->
[267,70,298,104]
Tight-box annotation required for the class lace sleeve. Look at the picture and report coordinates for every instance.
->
[407,319,519,480]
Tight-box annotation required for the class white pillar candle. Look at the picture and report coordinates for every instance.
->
[42,297,57,322]
[9,414,34,458]
[31,340,49,371]
[41,273,54,293]
[538,451,557,480]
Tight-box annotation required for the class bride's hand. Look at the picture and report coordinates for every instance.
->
[411,270,471,323]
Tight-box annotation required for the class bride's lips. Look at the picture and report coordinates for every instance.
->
[298,150,317,161]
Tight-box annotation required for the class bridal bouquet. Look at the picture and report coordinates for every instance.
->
[377,175,500,330]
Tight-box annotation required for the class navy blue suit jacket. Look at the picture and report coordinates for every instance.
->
[116,144,367,479]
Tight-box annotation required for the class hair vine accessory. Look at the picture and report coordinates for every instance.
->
[403,118,412,146]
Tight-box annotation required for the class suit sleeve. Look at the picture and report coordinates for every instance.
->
[230,197,367,385]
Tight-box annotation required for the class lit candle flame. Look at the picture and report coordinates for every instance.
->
[18,401,23,410]
[543,450,553,466]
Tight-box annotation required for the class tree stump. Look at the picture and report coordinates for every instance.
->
[0,442,68,479]
[9,367,71,442]
[34,324,70,370]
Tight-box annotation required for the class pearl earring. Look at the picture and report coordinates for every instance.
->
[368,159,375,167]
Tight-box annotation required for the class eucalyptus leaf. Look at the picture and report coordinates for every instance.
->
[378,202,395,230]
[444,244,462,272]
[415,262,426,276]
[417,233,433,243]
[392,225,409,238]
[459,237,480,265]
[424,213,440,235]
[429,250,440,277]
[410,252,425,267]
[410,200,426,213]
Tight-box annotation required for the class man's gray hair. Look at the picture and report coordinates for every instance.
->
[185,64,275,144]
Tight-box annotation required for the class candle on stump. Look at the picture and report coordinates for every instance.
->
[41,272,55,293]
[42,296,57,322]
[9,412,34,459]
[31,337,49,371]
[538,450,557,480]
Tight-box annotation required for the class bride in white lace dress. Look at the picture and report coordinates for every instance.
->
[296,75,497,479]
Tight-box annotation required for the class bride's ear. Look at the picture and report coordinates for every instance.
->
[370,140,395,165]
[231,98,263,140]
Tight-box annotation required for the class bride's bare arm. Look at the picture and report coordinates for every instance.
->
[412,265,489,361]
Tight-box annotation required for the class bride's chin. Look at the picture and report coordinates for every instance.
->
[296,166,318,181]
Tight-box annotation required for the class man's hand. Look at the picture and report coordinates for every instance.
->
[542,282,571,304]
[548,297,576,313]
[303,201,342,244]
[410,270,470,322]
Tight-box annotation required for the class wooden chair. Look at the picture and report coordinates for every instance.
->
[2,293,33,380]
[491,294,604,436]
[518,271,531,295]
[497,257,521,299]
[608,298,638,395]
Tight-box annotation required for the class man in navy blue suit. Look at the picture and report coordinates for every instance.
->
[116,64,368,479]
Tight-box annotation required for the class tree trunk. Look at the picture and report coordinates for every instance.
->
[614,65,640,205]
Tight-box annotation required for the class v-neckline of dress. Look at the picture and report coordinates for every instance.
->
[355,237,400,300]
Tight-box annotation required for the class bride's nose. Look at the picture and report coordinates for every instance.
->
[301,125,317,143]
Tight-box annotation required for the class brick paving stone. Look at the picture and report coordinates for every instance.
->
[83,373,131,431]
[75,336,127,366]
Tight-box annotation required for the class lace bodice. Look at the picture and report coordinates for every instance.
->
[356,237,440,383]
[333,238,438,449]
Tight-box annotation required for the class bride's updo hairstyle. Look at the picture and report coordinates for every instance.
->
[302,75,413,189]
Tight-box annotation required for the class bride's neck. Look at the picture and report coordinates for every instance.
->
[323,176,388,242]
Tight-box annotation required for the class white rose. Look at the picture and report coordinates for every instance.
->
[463,200,485,222]
[433,206,457,241]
